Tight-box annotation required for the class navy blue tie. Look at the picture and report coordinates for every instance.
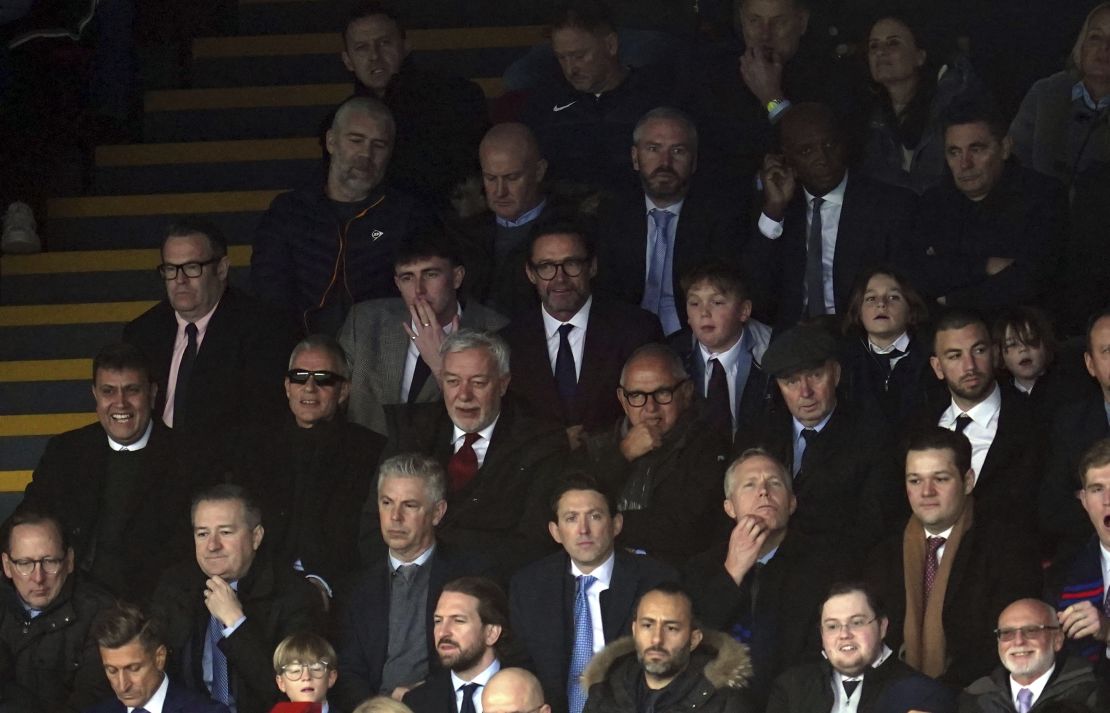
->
[207,615,230,705]
[555,323,578,409]
[173,322,198,427]
[459,682,480,713]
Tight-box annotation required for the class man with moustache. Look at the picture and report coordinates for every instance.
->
[959,599,1106,712]
[596,107,744,336]
[252,95,428,333]
[403,577,510,713]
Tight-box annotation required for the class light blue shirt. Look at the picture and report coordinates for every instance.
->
[1072,81,1110,111]
[203,580,245,711]
[791,409,834,476]
[495,199,547,228]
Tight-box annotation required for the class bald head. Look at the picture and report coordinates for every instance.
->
[479,123,547,222]
[481,668,550,713]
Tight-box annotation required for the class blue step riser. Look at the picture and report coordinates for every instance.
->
[1,268,252,306]
[92,159,322,195]
[0,381,92,416]
[0,436,47,472]
[145,105,335,142]
[0,324,126,360]
[47,213,263,251]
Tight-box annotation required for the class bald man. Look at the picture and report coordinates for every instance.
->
[482,669,551,713]
[454,123,552,315]
[959,598,1106,712]
[748,102,917,329]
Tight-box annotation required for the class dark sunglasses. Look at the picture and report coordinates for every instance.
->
[286,369,346,387]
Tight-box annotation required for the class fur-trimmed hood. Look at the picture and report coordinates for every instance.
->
[580,630,753,691]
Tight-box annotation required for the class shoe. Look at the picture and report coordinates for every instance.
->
[1,201,40,254]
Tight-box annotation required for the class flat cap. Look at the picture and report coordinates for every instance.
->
[761,324,837,378]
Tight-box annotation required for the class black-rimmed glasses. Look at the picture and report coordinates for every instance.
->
[157,257,221,280]
[529,258,589,280]
[620,379,688,407]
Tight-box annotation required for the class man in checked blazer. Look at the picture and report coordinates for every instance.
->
[338,232,508,436]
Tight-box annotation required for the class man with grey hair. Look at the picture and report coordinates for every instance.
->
[385,329,569,569]
[233,334,386,600]
[596,107,745,335]
[251,94,430,334]
[684,448,848,707]
[336,453,488,710]
[583,343,731,564]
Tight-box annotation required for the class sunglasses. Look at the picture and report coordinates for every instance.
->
[286,369,346,387]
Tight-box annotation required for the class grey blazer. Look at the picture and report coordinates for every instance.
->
[337,298,508,435]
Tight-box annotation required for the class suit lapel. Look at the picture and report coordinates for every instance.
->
[519,309,562,407]
[600,553,639,642]
[631,205,649,302]
[977,393,1017,484]
[380,302,413,403]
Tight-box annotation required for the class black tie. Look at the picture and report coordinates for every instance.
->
[954,414,973,434]
[873,347,905,377]
[705,357,732,437]
[459,682,480,713]
[408,356,432,403]
[555,323,577,408]
[797,428,817,480]
[174,322,198,427]
[806,196,826,318]
[842,679,860,699]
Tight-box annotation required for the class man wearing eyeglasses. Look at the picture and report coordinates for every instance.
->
[502,216,662,449]
[864,427,1041,688]
[767,583,954,713]
[123,217,300,481]
[959,598,1105,713]
[583,343,730,565]
[232,336,386,608]
[0,508,115,712]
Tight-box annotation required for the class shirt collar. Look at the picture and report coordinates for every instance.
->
[868,332,910,354]
[925,525,955,540]
[409,303,463,333]
[128,672,169,713]
[450,658,502,690]
[541,295,593,338]
[452,415,499,448]
[803,171,849,206]
[644,195,685,218]
[698,326,749,369]
[1099,542,1110,581]
[948,382,1002,424]
[1072,80,1110,111]
[1010,663,1055,704]
[757,545,779,566]
[570,550,615,585]
[495,199,547,229]
[390,542,436,570]
[174,298,220,332]
[792,408,835,440]
[108,419,153,451]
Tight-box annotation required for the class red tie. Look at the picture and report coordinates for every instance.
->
[448,432,481,492]
[924,536,946,604]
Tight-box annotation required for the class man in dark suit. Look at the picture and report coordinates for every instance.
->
[596,107,746,336]
[87,602,230,713]
[123,218,300,479]
[382,329,569,569]
[685,447,848,707]
[735,324,903,552]
[232,335,387,604]
[403,577,510,713]
[767,583,955,713]
[510,475,676,713]
[338,453,485,709]
[1040,309,1110,551]
[502,215,663,448]
[749,102,916,328]
[921,309,1044,529]
[864,427,1042,689]
[150,484,326,713]
[22,342,194,600]
[338,234,507,436]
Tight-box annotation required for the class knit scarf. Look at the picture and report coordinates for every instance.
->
[901,497,973,677]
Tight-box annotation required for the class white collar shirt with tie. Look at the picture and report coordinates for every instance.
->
[698,330,747,427]
[450,658,501,713]
[541,296,592,381]
[829,644,892,713]
[163,299,220,427]
[1010,663,1054,712]
[451,416,499,469]
[939,383,1002,486]
[570,551,616,654]
[128,672,169,713]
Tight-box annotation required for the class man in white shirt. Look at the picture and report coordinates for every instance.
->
[404,577,510,713]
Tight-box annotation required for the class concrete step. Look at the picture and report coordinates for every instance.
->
[235,0,549,34]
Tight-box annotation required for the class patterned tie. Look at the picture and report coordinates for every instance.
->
[173,322,198,427]
[842,679,861,699]
[567,574,597,713]
[447,433,481,492]
[924,536,946,605]
[459,682,480,713]
[806,197,826,318]
[1103,584,1110,618]
[705,357,732,438]
[555,323,578,410]
[207,614,230,705]
[1016,687,1033,713]
[954,413,973,434]
[642,209,678,333]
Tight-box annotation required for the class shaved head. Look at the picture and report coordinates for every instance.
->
[482,668,549,713]
[480,123,542,163]
[479,123,547,222]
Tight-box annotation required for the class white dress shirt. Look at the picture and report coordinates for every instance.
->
[757,173,848,315]
[389,542,436,570]
[925,525,955,565]
[830,645,892,713]
[452,416,499,469]
[402,302,462,400]
[570,551,615,654]
[939,383,1002,485]
[1010,663,1054,710]
[541,296,592,381]
[450,658,501,713]
[698,332,746,427]
[1101,543,1110,659]
[129,672,169,713]
[868,332,911,370]
[108,420,153,451]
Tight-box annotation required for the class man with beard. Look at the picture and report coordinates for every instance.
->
[252,95,429,333]
[596,107,746,336]
[403,577,510,713]
[959,599,1106,712]
[579,583,754,713]
[915,309,1044,529]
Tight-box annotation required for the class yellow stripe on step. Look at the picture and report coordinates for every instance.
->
[192,26,546,58]
[48,190,283,219]
[0,413,97,437]
[0,471,32,492]
[2,246,252,275]
[97,138,320,167]
[0,301,157,327]
[0,359,92,382]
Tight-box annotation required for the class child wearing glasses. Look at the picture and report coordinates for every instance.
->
[274,632,338,712]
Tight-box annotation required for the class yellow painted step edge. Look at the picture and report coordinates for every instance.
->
[193,26,546,58]
[0,471,31,492]
[47,190,283,220]
[96,138,320,167]
[0,301,158,327]
[2,246,252,276]
[0,359,92,382]
[0,413,97,437]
